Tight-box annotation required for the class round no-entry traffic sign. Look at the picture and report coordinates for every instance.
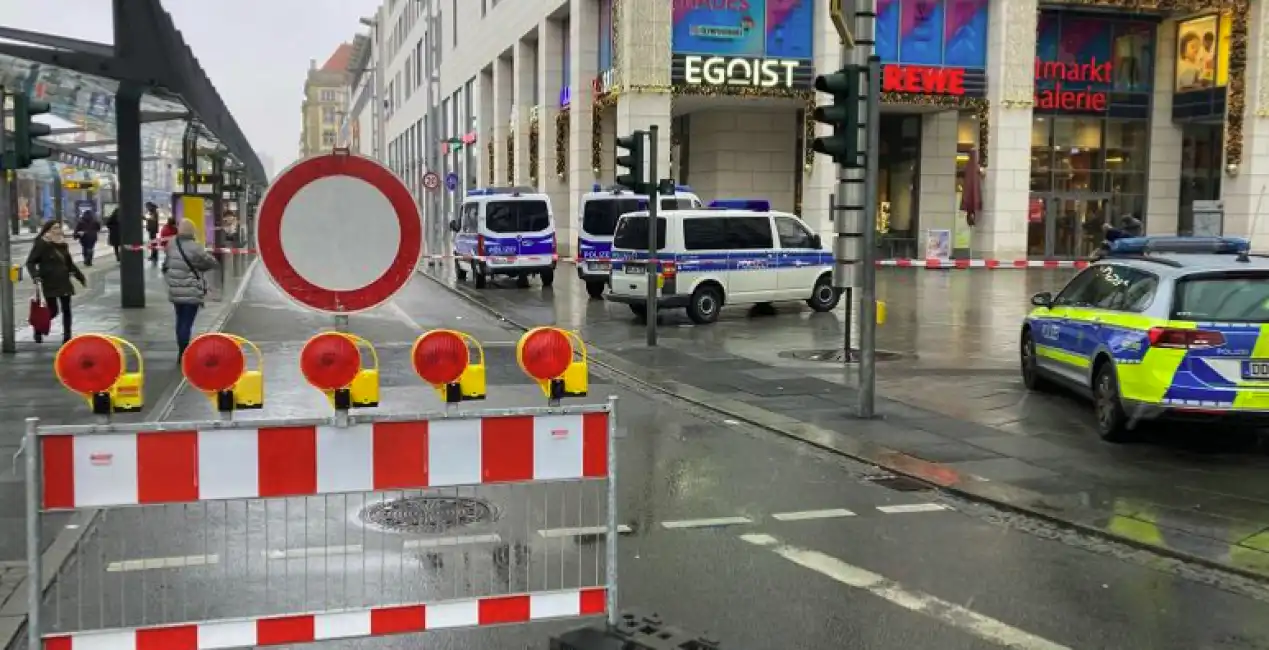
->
[256,153,422,313]
[423,171,440,192]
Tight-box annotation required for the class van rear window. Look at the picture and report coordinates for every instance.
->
[486,200,551,233]
[1172,272,1269,322]
[582,199,642,236]
[613,216,666,250]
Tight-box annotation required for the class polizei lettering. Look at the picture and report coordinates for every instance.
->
[683,55,799,88]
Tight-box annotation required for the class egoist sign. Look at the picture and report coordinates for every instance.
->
[672,54,814,88]
[1034,57,1112,111]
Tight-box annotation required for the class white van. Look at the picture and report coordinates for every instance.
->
[606,202,839,323]
[576,184,702,298]
[450,186,556,289]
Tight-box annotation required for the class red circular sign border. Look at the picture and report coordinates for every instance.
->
[257,155,422,313]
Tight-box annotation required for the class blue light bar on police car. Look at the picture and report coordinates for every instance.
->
[1108,236,1251,255]
[707,199,771,211]
[466,186,536,196]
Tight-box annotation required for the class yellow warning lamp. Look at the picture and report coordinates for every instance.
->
[299,331,380,409]
[181,333,265,413]
[412,329,486,404]
[516,327,588,402]
[54,334,145,415]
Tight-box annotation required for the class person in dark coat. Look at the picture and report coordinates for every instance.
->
[26,220,86,343]
[105,208,122,261]
[145,202,161,263]
[73,210,102,266]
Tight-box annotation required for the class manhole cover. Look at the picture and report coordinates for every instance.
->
[360,496,498,533]
[779,348,908,363]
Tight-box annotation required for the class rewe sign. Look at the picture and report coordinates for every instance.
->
[881,65,966,95]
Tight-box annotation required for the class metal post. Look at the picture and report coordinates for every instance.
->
[24,417,42,649]
[0,90,15,355]
[833,38,865,365]
[859,54,881,418]
[644,127,659,347]
[604,395,619,626]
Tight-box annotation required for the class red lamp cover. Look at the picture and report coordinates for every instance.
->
[300,333,362,391]
[182,334,247,393]
[56,335,124,395]
[413,331,469,385]
[519,328,573,380]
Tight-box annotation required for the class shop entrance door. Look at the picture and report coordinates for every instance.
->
[1027,193,1112,259]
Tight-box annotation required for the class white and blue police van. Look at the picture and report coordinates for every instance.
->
[576,184,702,298]
[450,186,557,289]
[606,199,838,324]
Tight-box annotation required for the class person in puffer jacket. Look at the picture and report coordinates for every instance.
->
[162,220,218,360]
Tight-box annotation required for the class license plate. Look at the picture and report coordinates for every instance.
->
[1242,360,1269,380]
[625,264,644,274]
[589,262,611,272]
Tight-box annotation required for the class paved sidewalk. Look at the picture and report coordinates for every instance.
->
[0,254,255,632]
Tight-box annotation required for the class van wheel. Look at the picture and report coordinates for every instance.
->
[687,285,722,324]
[516,274,531,288]
[474,265,488,289]
[540,269,555,288]
[807,275,840,312]
[586,280,606,299]
[455,260,467,281]
[629,304,647,321]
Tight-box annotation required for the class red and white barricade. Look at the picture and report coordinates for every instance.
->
[23,401,618,649]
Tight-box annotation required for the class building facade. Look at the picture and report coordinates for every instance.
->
[299,44,353,159]
[372,0,1269,259]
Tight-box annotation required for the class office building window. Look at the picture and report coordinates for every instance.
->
[452,0,458,47]
[415,40,423,88]
[320,89,337,102]
[405,55,413,98]
[322,106,336,124]
[321,130,336,147]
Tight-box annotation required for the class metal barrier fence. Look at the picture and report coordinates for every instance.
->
[24,400,618,649]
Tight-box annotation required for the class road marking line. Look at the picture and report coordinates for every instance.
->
[772,509,857,521]
[537,525,633,538]
[267,545,363,560]
[404,534,503,549]
[876,503,950,514]
[661,517,753,529]
[106,555,218,572]
[740,534,1070,650]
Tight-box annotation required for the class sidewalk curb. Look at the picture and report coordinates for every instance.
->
[1,257,259,650]
[415,268,1269,586]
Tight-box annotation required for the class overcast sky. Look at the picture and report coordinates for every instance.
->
[2,0,380,171]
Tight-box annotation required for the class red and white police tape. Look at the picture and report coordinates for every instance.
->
[126,242,1089,270]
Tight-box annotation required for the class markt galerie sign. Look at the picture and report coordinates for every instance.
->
[1034,57,1112,111]
[672,54,812,89]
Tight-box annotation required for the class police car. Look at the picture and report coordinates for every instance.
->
[450,186,556,288]
[1021,236,1269,441]
[605,200,838,323]
[576,184,702,299]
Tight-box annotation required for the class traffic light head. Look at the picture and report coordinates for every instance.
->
[615,131,647,194]
[813,69,853,96]
[810,66,862,167]
[14,93,52,168]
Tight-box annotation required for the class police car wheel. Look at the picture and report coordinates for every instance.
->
[629,304,647,320]
[541,269,555,287]
[586,280,606,299]
[1093,363,1132,442]
[474,265,488,289]
[1020,331,1051,391]
[455,260,467,281]
[807,276,839,312]
[688,285,722,324]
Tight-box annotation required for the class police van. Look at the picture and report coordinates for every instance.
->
[576,184,702,298]
[605,200,838,323]
[450,186,556,289]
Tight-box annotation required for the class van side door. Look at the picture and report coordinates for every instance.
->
[774,216,822,297]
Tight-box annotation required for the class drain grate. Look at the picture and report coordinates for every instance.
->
[360,496,498,533]
[779,348,908,363]
[866,475,932,492]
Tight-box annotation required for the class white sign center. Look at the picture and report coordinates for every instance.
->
[278,175,400,292]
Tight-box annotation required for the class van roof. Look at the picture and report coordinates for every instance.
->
[619,209,797,220]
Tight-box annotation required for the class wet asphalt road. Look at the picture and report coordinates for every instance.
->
[33,269,1269,649]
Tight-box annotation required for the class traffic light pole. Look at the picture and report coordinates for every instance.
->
[645,125,659,347]
[0,90,15,354]
[858,54,881,419]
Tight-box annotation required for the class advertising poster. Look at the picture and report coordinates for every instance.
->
[172,194,215,246]
[925,229,952,261]
[672,0,813,60]
[876,0,988,68]
[1175,14,1227,92]
[1036,13,1155,97]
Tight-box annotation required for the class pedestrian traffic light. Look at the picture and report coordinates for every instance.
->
[13,92,52,169]
[811,66,862,167]
[615,131,647,194]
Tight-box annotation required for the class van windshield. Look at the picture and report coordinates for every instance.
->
[1173,271,1269,323]
[486,200,551,233]
[582,198,643,236]
[613,216,666,250]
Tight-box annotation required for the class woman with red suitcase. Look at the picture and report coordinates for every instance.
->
[26,220,86,343]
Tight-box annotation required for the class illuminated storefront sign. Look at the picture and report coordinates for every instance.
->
[1033,58,1112,111]
[677,55,803,88]
[881,65,965,95]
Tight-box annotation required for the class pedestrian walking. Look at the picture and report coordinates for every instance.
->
[72,209,102,266]
[145,202,161,263]
[105,208,122,261]
[25,219,86,344]
[163,219,217,360]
